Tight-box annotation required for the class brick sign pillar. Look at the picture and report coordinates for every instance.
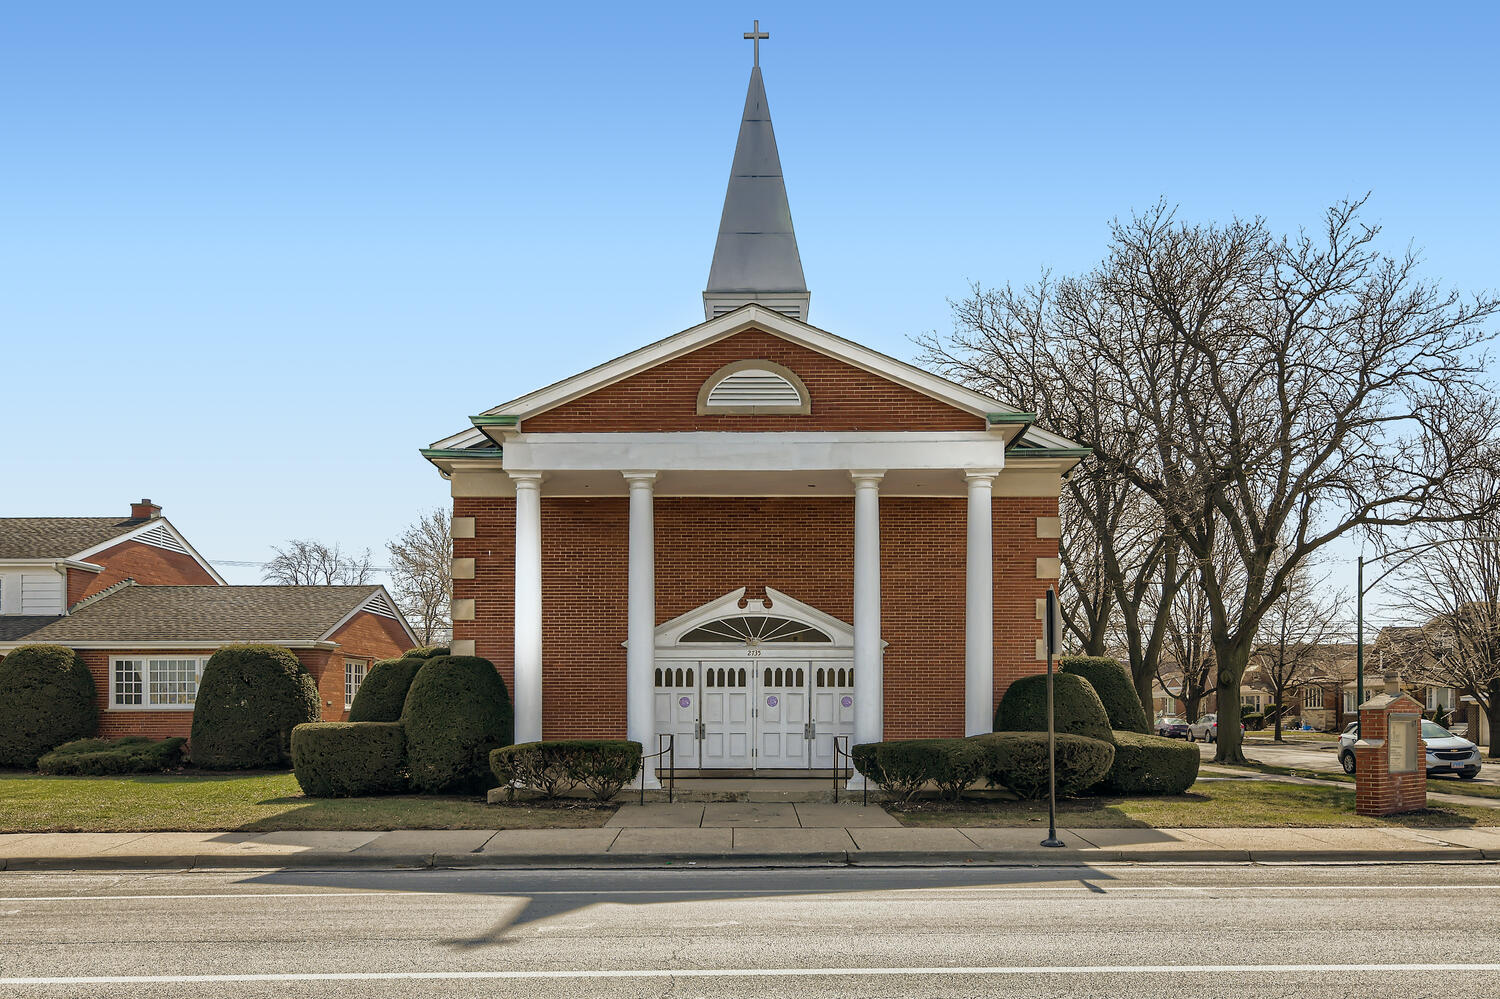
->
[1353,673,1427,817]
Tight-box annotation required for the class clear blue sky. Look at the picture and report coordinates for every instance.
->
[3,1,1495,618]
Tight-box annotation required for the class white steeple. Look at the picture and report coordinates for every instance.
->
[703,24,810,322]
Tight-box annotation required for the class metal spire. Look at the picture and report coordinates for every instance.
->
[703,25,810,322]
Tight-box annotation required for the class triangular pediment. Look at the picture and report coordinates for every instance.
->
[433,305,1076,449]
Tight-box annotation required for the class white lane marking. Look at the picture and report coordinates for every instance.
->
[4,964,1500,985]
[6,883,1500,903]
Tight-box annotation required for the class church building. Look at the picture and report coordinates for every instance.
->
[423,32,1086,783]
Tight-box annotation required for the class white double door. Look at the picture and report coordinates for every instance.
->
[653,658,854,770]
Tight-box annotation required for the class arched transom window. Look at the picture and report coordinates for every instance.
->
[697,360,810,415]
[679,615,832,644]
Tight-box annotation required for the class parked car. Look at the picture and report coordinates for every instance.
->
[1155,716,1190,739]
[1187,713,1245,743]
[1338,719,1482,779]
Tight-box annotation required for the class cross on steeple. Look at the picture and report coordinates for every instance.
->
[743,19,768,67]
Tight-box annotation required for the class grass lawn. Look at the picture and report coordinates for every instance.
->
[890,778,1500,829]
[0,772,614,834]
[1210,760,1500,801]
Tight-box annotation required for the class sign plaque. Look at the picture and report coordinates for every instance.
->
[1388,713,1420,774]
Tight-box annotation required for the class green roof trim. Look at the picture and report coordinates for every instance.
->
[470,414,520,427]
[420,447,503,461]
[986,412,1037,425]
[1006,446,1093,459]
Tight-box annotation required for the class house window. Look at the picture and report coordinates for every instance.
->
[1426,687,1455,712]
[1304,686,1324,710]
[1343,690,1357,714]
[345,658,369,709]
[110,657,205,709]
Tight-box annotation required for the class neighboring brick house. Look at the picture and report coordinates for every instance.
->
[421,60,1086,783]
[0,500,417,739]
[0,499,223,617]
[0,583,414,738]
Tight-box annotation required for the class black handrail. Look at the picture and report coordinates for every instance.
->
[638,733,676,805]
[832,735,862,805]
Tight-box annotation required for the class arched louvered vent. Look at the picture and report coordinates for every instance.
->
[137,524,189,555]
[697,361,809,414]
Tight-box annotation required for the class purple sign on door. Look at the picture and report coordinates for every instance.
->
[841,695,853,708]
[766,695,779,707]
[679,696,691,708]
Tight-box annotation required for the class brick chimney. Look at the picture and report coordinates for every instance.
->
[130,498,162,520]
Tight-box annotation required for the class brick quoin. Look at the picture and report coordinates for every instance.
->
[80,611,411,741]
[454,493,1057,740]
[523,329,985,434]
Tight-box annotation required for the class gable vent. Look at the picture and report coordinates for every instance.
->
[705,369,804,409]
[359,591,399,619]
[137,524,189,555]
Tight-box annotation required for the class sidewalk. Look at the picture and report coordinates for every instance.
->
[5,803,1500,870]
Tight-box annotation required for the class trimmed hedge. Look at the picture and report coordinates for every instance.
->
[1242,712,1265,731]
[402,655,514,793]
[403,645,450,659]
[1096,730,1200,795]
[1061,656,1150,734]
[37,736,185,776]
[290,722,408,797]
[0,644,97,769]
[972,731,1115,799]
[850,739,989,801]
[189,645,321,769]
[491,740,643,802]
[346,657,424,722]
[993,672,1115,744]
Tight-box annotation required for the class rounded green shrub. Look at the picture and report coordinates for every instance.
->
[850,739,989,801]
[38,736,185,776]
[1242,712,1265,731]
[189,644,321,769]
[972,731,1115,798]
[346,657,424,722]
[291,722,408,797]
[1096,730,1199,795]
[491,740,642,802]
[402,655,513,793]
[1061,656,1150,734]
[0,644,97,769]
[994,672,1115,744]
[402,645,450,659]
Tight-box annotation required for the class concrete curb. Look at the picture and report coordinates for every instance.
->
[4,847,1497,871]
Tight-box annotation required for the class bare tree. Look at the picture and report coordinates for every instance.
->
[262,539,375,586]
[1157,541,1235,725]
[1253,564,1347,741]
[1051,198,1499,762]
[387,509,452,645]
[1388,472,1500,755]
[918,278,1191,715]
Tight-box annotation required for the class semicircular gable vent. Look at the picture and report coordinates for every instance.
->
[700,363,808,413]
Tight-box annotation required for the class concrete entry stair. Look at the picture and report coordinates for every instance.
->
[639,778,849,803]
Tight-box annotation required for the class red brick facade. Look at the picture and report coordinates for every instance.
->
[82,611,411,741]
[75,540,219,600]
[524,329,986,433]
[1353,691,1428,816]
[453,493,1057,740]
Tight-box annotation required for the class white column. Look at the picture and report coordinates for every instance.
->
[624,471,660,788]
[849,470,884,787]
[511,471,544,744]
[965,470,999,736]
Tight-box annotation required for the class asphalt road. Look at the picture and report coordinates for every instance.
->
[1,864,1497,998]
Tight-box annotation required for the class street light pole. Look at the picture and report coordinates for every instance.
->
[1356,555,1364,737]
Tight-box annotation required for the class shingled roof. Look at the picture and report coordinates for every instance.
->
[0,616,60,643]
[0,517,152,560]
[14,585,400,645]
